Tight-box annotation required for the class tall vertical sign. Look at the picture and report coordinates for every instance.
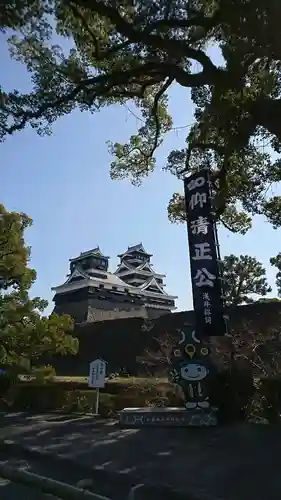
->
[184,169,225,337]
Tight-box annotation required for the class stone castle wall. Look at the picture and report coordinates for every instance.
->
[49,301,281,377]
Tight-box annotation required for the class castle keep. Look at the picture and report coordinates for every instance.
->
[52,244,177,323]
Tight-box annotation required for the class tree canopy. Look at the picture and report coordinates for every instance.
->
[270,253,281,298]
[0,204,78,373]
[222,254,272,307]
[0,204,35,290]
[1,1,281,233]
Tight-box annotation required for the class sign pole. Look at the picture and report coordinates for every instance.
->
[88,358,106,416]
[168,169,227,425]
[183,169,226,337]
[95,387,100,415]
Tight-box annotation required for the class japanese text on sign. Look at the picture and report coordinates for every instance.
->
[88,358,106,388]
[190,216,209,235]
[202,292,212,324]
[184,170,225,336]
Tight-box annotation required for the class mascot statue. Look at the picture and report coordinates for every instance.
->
[169,326,212,410]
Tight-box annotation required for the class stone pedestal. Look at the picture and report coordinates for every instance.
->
[119,407,217,427]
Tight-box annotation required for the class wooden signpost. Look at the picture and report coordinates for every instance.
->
[88,358,106,415]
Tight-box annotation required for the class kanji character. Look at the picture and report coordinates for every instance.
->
[204,315,212,324]
[192,242,212,261]
[189,192,207,210]
[194,268,216,287]
[190,216,209,235]
[186,176,205,191]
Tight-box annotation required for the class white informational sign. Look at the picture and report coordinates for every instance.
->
[88,358,106,389]
[88,358,107,415]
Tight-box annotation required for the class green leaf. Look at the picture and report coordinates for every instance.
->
[0,203,78,373]
[167,192,252,234]
[221,254,272,307]
[270,253,281,297]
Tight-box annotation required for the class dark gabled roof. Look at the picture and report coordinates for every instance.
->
[118,243,153,258]
[53,265,136,290]
[140,277,167,295]
[69,247,110,262]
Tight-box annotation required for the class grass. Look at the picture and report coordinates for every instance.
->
[54,376,88,383]
[53,375,168,384]
[19,375,169,385]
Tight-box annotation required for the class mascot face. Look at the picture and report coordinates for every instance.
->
[180,362,208,381]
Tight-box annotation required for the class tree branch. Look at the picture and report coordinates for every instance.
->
[3,59,218,135]
[190,141,225,154]
[144,11,219,34]
[3,79,91,135]
[149,76,174,157]
[69,2,134,61]
[220,218,239,233]
[69,3,101,59]
[3,63,163,134]
[73,0,225,83]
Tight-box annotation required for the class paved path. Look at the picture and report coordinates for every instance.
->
[0,412,280,500]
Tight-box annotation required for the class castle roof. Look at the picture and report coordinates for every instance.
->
[70,247,110,261]
[51,266,134,293]
[52,244,177,315]
[117,243,152,259]
[115,261,165,279]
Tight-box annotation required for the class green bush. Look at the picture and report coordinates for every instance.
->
[59,389,116,415]
[0,371,23,405]
[31,365,56,382]
[7,373,281,423]
[210,367,255,423]
[103,378,171,396]
[7,383,66,411]
[3,383,108,413]
[2,380,182,415]
[258,377,281,424]
[0,374,12,397]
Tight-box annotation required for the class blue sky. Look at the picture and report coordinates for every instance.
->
[1,38,281,315]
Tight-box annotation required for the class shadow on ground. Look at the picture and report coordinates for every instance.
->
[0,412,280,500]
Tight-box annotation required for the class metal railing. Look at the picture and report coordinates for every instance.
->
[0,464,112,500]
[0,464,150,500]
[0,463,189,500]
